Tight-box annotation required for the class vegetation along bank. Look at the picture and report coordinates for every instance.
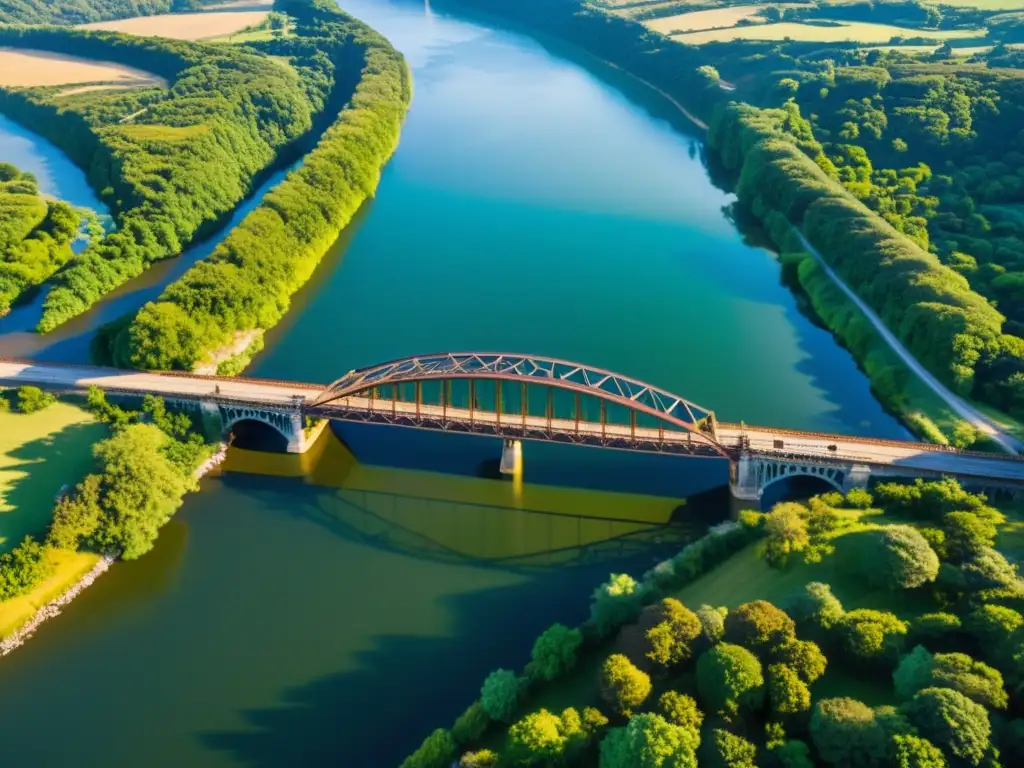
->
[107,0,412,371]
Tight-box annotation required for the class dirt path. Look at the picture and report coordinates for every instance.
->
[798,232,1023,455]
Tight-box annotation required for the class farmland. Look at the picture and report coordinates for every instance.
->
[0,48,165,89]
[672,19,986,43]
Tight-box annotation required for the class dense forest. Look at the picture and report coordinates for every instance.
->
[0,0,213,25]
[107,0,411,370]
[0,26,315,330]
[0,163,80,314]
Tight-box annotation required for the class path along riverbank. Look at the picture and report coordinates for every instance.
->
[0,441,230,657]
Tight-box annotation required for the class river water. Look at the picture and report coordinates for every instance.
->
[0,1,908,765]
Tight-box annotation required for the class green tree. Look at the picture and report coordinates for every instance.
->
[452,701,489,744]
[700,729,757,768]
[764,502,810,567]
[696,604,727,648]
[965,604,1023,648]
[658,691,702,733]
[723,600,796,655]
[837,609,907,665]
[771,639,827,684]
[902,687,990,766]
[459,750,497,768]
[943,512,997,561]
[480,669,522,722]
[696,643,765,716]
[897,651,1008,710]
[892,734,946,768]
[774,740,814,768]
[589,573,645,637]
[15,385,55,413]
[600,654,652,715]
[599,713,699,768]
[507,709,571,765]
[768,664,811,716]
[528,623,582,683]
[810,698,887,767]
[894,646,935,701]
[645,599,703,668]
[399,729,456,768]
[786,582,844,630]
[864,526,939,590]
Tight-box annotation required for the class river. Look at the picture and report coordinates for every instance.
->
[0,0,908,765]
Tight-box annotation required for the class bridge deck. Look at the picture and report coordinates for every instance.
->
[0,359,1021,484]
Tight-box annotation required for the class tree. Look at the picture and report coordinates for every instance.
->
[723,600,796,655]
[837,609,907,665]
[786,582,844,630]
[943,512,997,561]
[601,654,652,715]
[47,473,102,551]
[902,687,990,766]
[658,691,702,733]
[480,669,522,722]
[696,604,727,648]
[528,624,582,683]
[763,503,810,567]
[700,729,757,768]
[965,604,1023,648]
[892,734,946,768]
[16,385,55,413]
[459,751,497,768]
[506,709,571,765]
[645,599,703,668]
[768,664,811,716]
[864,526,939,590]
[894,646,935,701]
[927,653,1007,710]
[399,729,456,768]
[696,643,765,716]
[774,740,814,768]
[589,574,645,637]
[771,639,827,684]
[599,713,699,768]
[810,698,887,767]
[452,701,489,744]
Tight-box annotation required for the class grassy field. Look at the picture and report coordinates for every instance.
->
[79,10,270,40]
[643,6,769,33]
[0,402,108,640]
[673,20,986,44]
[0,48,166,89]
[930,0,1024,8]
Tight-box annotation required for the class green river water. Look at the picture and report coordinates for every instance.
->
[0,0,910,764]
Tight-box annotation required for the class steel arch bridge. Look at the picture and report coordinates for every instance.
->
[307,352,729,458]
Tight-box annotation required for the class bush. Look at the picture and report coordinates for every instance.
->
[863,526,939,590]
[658,691,702,733]
[696,643,765,717]
[599,713,699,768]
[774,740,814,768]
[943,512,997,561]
[527,623,582,683]
[768,663,811,716]
[763,502,810,567]
[644,599,703,668]
[844,488,873,509]
[0,536,53,599]
[15,385,56,413]
[700,729,757,768]
[723,600,796,656]
[600,654,652,715]
[908,613,962,649]
[896,647,1007,710]
[459,750,496,768]
[902,687,990,766]
[399,729,456,768]
[892,734,946,768]
[696,604,727,648]
[771,639,827,684]
[452,701,489,745]
[785,582,844,630]
[966,604,1023,648]
[588,573,645,638]
[837,609,907,666]
[506,709,571,765]
[480,669,522,722]
[810,698,887,767]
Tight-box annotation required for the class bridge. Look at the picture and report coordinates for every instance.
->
[0,354,1021,504]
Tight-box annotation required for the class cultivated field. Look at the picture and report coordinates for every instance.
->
[0,48,166,88]
[672,20,987,43]
[932,0,1024,8]
[79,10,270,40]
[643,5,770,33]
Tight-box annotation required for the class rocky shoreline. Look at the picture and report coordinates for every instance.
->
[0,441,230,658]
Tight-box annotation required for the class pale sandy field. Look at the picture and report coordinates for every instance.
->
[644,6,769,33]
[0,48,166,88]
[79,10,269,40]
[673,21,986,44]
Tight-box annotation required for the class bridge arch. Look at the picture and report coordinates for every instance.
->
[220,405,299,452]
[756,460,845,501]
[310,352,729,458]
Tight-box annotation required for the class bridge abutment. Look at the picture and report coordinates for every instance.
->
[499,439,523,477]
[729,452,870,507]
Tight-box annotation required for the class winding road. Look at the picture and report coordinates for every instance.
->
[798,232,1024,455]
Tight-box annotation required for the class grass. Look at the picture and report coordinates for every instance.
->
[672,20,987,44]
[0,402,106,551]
[643,6,770,34]
[0,401,108,640]
[930,0,1024,8]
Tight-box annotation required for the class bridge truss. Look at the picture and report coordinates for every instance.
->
[308,353,729,458]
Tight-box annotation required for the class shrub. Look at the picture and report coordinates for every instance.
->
[837,609,907,666]
[723,600,796,655]
[894,646,936,701]
[895,649,1008,710]
[902,687,990,766]
[480,669,522,722]
[452,701,489,745]
[768,664,811,716]
[528,623,582,683]
[399,729,456,768]
[764,502,810,567]
[844,488,873,509]
[658,691,702,733]
[943,512,997,561]
[589,573,645,638]
[0,396,9,413]
[909,613,962,649]
[645,599,703,668]
[0,536,53,599]
[16,385,55,413]
[785,582,844,630]
[600,654,652,715]
[966,604,1023,648]
[771,639,827,684]
[696,643,765,716]
[810,698,887,767]
[506,709,571,765]
[599,713,699,768]
[892,734,945,768]
[864,526,939,590]
[700,729,757,768]
[459,750,496,768]
[696,604,727,648]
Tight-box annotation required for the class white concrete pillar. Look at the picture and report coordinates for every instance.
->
[729,454,762,501]
[499,439,523,476]
[843,464,872,492]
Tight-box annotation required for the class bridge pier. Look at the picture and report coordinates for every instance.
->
[499,439,523,477]
[729,452,871,508]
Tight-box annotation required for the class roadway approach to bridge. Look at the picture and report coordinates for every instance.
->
[0,356,1021,504]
